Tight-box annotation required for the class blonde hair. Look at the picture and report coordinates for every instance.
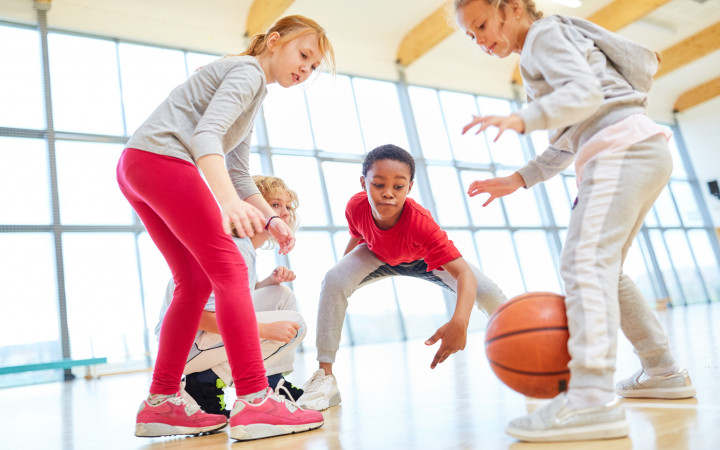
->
[228,15,335,74]
[254,173,299,229]
[454,0,544,21]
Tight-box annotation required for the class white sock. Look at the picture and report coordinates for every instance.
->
[239,387,268,403]
[566,387,614,409]
[646,364,679,377]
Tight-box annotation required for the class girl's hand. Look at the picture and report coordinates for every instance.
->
[268,266,296,284]
[467,172,526,206]
[266,216,296,254]
[425,319,468,369]
[462,113,525,142]
[258,321,301,343]
[220,197,265,237]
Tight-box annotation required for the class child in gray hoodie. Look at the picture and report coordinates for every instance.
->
[454,0,695,443]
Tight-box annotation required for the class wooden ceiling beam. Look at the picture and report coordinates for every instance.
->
[245,0,295,37]
[396,1,454,67]
[512,0,673,84]
[655,21,720,78]
[674,76,720,112]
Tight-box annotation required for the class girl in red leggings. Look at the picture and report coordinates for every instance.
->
[117,15,334,442]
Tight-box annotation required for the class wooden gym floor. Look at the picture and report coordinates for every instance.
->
[1,301,718,449]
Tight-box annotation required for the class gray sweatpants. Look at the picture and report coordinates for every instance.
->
[563,133,676,393]
[316,244,507,363]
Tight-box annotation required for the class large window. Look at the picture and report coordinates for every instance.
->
[1,20,718,387]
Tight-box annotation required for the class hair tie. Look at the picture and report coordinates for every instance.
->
[265,216,281,230]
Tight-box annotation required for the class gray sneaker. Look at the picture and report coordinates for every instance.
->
[296,369,341,411]
[506,393,629,442]
[615,368,696,399]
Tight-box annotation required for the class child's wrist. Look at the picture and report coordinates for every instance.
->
[264,215,280,230]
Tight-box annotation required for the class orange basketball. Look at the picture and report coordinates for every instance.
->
[484,292,571,398]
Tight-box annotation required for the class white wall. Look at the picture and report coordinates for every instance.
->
[676,95,720,228]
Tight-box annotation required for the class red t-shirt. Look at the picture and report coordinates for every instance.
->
[345,192,461,272]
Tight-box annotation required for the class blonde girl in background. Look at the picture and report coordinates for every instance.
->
[156,175,308,416]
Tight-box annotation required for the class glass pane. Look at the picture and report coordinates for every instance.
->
[306,74,364,154]
[476,96,525,166]
[345,276,404,345]
[0,137,51,225]
[63,233,146,362]
[664,128,686,178]
[407,86,452,160]
[544,175,572,227]
[514,230,561,293]
[286,231,338,350]
[623,238,658,303]
[55,141,134,225]
[264,84,314,150]
[438,91,490,163]
[653,187,681,227]
[0,233,61,387]
[426,166,468,226]
[48,33,124,135]
[687,230,720,302]
[648,230,684,305]
[248,152,261,174]
[185,52,219,75]
[255,245,279,286]
[446,230,491,332]
[352,78,408,152]
[0,233,59,348]
[475,231,525,298]
[272,155,327,226]
[322,161,363,227]
[528,130,549,157]
[446,230,478,268]
[137,232,171,356]
[499,170,542,227]
[395,276,447,339]
[459,170,506,227]
[664,230,705,304]
[118,43,188,136]
[670,181,704,226]
[0,25,44,129]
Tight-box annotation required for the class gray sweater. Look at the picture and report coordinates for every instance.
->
[125,55,267,199]
[516,15,659,188]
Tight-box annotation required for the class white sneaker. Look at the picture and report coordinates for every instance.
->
[506,393,629,442]
[296,369,341,411]
[615,368,696,399]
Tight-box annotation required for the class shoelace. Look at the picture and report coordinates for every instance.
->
[172,392,201,416]
[303,374,332,395]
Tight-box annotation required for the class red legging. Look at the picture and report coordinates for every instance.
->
[117,148,267,396]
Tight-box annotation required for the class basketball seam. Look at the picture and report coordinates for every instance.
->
[485,326,568,344]
[488,360,570,376]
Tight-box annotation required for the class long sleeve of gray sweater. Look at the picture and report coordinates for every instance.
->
[125,55,267,200]
[515,15,658,188]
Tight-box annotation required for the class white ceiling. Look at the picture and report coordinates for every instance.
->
[2,0,720,122]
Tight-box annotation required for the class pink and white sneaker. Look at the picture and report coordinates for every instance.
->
[135,392,228,437]
[229,388,324,441]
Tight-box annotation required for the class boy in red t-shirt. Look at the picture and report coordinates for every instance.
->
[297,144,507,411]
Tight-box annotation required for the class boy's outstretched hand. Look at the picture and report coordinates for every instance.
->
[425,319,468,369]
[462,113,525,142]
[467,172,526,207]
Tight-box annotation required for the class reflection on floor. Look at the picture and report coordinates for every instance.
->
[1,302,718,449]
